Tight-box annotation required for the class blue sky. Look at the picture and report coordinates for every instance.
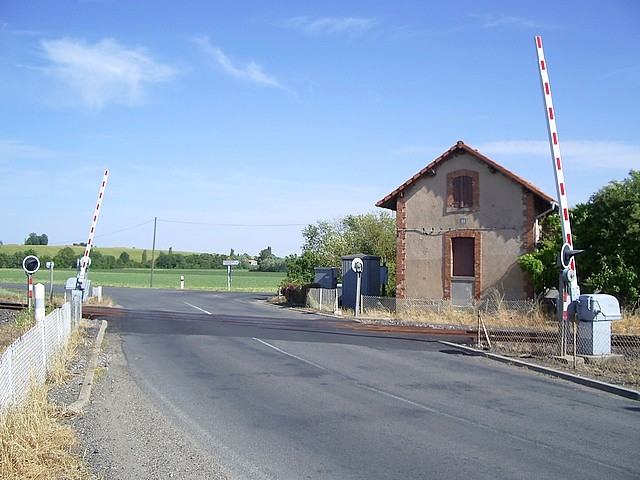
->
[1,1,638,257]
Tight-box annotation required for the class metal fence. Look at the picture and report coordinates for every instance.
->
[306,288,339,313]
[307,292,639,389]
[0,302,75,411]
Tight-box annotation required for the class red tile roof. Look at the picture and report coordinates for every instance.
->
[376,140,555,210]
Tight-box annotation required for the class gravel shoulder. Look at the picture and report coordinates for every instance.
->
[56,322,234,479]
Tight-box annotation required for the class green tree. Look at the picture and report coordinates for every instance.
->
[117,251,132,268]
[258,246,273,261]
[256,246,286,272]
[517,213,563,297]
[259,256,287,272]
[54,247,77,268]
[284,251,319,284]
[24,232,48,245]
[302,211,396,267]
[572,170,640,305]
[291,211,396,288]
[519,171,639,306]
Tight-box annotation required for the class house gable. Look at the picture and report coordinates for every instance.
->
[376,140,554,211]
[377,141,555,301]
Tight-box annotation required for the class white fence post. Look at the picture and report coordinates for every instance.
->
[34,283,45,322]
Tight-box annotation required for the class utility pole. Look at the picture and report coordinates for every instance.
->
[150,216,157,287]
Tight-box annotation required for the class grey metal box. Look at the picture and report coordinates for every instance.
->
[314,267,338,289]
[577,294,622,322]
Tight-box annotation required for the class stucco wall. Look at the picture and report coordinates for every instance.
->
[399,151,531,300]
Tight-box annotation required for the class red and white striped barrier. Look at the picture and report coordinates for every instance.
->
[77,170,109,288]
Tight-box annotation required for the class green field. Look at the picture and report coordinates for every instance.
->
[0,268,285,292]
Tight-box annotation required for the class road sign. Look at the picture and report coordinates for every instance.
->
[351,257,363,273]
[22,255,40,275]
[223,259,240,266]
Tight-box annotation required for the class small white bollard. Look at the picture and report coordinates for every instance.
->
[180,275,185,289]
[34,283,45,322]
[92,286,103,302]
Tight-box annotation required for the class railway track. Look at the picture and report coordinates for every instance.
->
[82,306,478,343]
[0,301,27,311]
[82,306,640,349]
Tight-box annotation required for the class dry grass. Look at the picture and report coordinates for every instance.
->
[47,324,84,386]
[363,303,640,333]
[0,322,92,479]
[0,310,35,355]
[0,383,92,479]
[362,305,557,331]
[613,309,640,335]
[0,300,92,480]
[82,294,114,307]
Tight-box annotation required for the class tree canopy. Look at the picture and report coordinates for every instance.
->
[572,170,639,305]
[24,232,48,245]
[519,170,639,307]
[285,211,396,288]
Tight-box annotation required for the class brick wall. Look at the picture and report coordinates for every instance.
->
[395,196,407,298]
[521,190,537,298]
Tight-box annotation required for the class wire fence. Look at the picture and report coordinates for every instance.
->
[306,288,339,313]
[304,288,640,389]
[0,302,76,411]
[359,294,640,389]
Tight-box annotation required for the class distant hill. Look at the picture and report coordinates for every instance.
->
[0,244,192,264]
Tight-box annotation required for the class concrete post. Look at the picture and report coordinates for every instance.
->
[34,283,45,322]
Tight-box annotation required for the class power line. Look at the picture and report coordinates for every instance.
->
[158,219,306,227]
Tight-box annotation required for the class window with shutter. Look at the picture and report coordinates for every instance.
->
[452,175,473,208]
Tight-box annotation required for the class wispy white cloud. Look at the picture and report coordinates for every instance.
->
[477,140,640,170]
[282,16,377,36]
[195,37,286,90]
[469,14,546,30]
[393,140,640,171]
[0,138,61,160]
[40,38,178,108]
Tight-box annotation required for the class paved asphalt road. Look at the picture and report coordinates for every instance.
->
[88,287,640,479]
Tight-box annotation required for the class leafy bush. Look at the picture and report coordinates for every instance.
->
[279,283,308,305]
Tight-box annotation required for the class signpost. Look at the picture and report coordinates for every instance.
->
[351,257,364,317]
[22,255,40,309]
[223,259,240,291]
[45,261,55,302]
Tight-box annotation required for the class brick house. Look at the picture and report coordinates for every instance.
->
[376,141,555,302]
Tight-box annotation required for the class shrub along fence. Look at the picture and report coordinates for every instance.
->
[0,301,77,411]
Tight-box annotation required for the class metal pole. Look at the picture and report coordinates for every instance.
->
[355,271,362,317]
[227,265,231,291]
[27,274,33,310]
[150,216,157,287]
[48,262,54,302]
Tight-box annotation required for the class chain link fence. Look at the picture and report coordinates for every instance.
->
[305,290,640,389]
[306,288,339,313]
[0,301,76,411]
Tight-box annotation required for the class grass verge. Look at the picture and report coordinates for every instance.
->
[0,324,93,479]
